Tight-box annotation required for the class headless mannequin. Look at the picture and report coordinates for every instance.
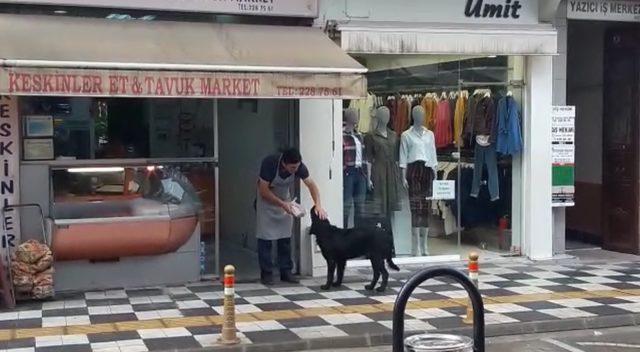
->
[345,109,373,189]
[374,107,390,137]
[400,106,436,256]
[367,106,399,253]
[343,108,372,228]
[344,108,358,133]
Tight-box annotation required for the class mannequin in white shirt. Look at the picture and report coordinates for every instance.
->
[343,108,372,228]
[399,106,438,256]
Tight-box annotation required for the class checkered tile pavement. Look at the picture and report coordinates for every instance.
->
[0,262,639,351]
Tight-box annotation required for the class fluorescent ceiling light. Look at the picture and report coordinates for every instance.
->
[106,13,132,20]
[53,10,67,14]
[68,167,125,173]
[106,13,155,20]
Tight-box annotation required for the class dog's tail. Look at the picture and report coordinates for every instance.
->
[386,258,400,271]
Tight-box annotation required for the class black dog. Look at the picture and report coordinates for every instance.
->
[309,208,399,292]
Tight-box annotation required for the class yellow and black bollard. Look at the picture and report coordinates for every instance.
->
[463,252,479,325]
[218,265,240,345]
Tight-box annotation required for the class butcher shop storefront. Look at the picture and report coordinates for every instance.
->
[0,9,365,291]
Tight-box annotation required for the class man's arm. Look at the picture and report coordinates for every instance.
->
[302,178,327,219]
[258,179,284,207]
[258,178,294,214]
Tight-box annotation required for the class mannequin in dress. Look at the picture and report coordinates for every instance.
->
[343,108,372,228]
[364,106,401,239]
[399,106,437,256]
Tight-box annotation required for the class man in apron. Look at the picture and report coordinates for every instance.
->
[256,148,327,285]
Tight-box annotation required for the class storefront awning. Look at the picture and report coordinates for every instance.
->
[338,21,558,56]
[0,14,367,99]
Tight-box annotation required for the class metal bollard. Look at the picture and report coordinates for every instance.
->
[392,267,485,352]
[218,265,240,345]
[463,252,480,325]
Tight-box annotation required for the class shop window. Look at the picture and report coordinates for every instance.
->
[20,97,215,160]
[344,55,524,258]
[49,163,215,263]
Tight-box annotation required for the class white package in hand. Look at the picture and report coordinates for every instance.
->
[290,202,306,218]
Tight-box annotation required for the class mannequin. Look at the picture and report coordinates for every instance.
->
[364,107,402,237]
[343,108,372,228]
[399,106,437,256]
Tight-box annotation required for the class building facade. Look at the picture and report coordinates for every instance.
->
[554,0,640,255]
[0,1,573,290]
[300,0,559,277]
[0,0,365,289]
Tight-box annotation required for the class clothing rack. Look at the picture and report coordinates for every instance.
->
[371,79,524,95]
[458,79,525,88]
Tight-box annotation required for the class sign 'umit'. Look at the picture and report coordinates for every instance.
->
[465,0,523,19]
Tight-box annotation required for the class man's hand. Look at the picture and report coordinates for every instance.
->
[281,202,295,216]
[314,206,328,220]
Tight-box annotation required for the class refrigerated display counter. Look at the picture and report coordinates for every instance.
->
[50,165,202,261]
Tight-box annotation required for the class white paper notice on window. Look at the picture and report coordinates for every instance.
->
[432,180,456,200]
[161,179,185,201]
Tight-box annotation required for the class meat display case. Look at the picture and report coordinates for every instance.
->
[50,164,202,261]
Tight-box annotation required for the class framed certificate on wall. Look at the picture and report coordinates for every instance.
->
[24,115,54,137]
[23,138,54,160]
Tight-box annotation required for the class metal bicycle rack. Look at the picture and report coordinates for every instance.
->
[392,267,485,352]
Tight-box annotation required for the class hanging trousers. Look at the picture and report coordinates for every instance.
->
[471,144,500,201]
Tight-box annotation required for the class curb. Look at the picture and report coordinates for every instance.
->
[180,313,640,352]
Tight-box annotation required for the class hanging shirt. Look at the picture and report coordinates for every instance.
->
[454,95,468,147]
[399,126,438,170]
[496,96,523,155]
[434,100,453,148]
[421,96,438,131]
[349,94,376,133]
[393,97,411,136]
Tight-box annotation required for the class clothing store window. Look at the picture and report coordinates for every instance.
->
[343,55,525,259]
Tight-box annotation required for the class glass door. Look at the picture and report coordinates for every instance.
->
[216,99,298,281]
[347,54,525,260]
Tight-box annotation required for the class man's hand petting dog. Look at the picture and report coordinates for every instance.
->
[309,207,399,292]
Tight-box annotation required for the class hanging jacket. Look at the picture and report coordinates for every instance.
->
[496,96,523,156]
[393,97,411,135]
[463,95,496,145]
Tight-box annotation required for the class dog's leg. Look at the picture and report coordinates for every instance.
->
[334,260,346,287]
[321,260,336,290]
[376,260,389,292]
[365,257,381,291]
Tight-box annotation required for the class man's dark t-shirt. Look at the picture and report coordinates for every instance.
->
[259,154,309,183]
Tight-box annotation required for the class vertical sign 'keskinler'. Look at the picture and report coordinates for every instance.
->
[0,96,20,254]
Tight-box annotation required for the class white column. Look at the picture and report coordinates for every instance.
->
[552,0,569,256]
[298,99,343,276]
[523,56,554,260]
